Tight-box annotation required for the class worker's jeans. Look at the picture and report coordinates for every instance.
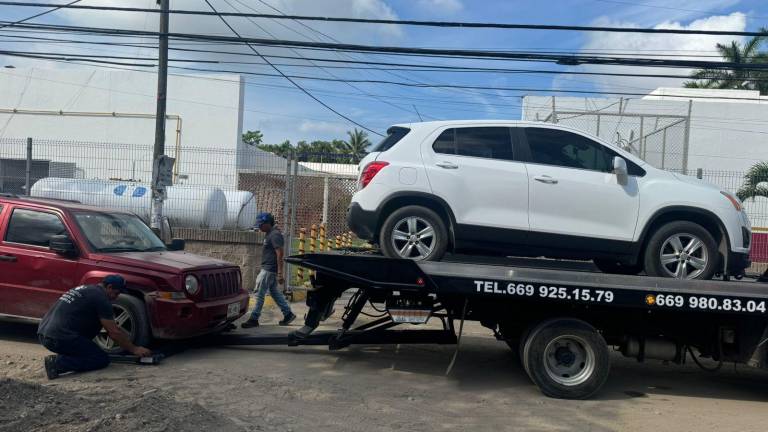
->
[39,335,110,374]
[249,270,292,321]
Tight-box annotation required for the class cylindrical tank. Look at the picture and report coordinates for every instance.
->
[222,190,257,230]
[31,177,227,230]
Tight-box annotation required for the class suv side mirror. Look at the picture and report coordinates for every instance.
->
[167,238,185,251]
[613,156,628,184]
[50,235,78,256]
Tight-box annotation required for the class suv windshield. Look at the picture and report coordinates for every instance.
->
[366,126,410,153]
[73,211,166,253]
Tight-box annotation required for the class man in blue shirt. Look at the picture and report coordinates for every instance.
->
[242,212,296,328]
[38,275,152,379]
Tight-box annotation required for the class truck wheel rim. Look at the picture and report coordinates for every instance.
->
[94,304,135,351]
[543,335,595,386]
[391,216,435,260]
[659,233,708,279]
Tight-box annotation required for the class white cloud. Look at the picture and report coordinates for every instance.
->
[597,0,742,26]
[298,120,349,136]
[416,0,463,13]
[569,12,748,93]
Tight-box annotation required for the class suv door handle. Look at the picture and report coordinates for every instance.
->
[0,255,17,262]
[534,175,558,184]
[436,161,459,169]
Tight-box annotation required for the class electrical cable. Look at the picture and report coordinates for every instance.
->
[3,21,768,71]
[3,2,767,37]
[202,0,383,136]
[0,0,81,30]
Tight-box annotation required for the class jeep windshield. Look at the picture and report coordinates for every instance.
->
[73,211,167,253]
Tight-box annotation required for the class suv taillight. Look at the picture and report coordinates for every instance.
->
[358,161,389,189]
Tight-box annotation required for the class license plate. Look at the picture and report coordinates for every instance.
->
[227,302,241,319]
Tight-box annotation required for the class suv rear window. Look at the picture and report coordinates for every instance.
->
[366,126,410,153]
[5,208,67,247]
[433,127,515,161]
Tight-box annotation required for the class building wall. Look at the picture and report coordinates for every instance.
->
[0,67,244,189]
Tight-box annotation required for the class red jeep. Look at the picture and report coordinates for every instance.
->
[0,195,249,352]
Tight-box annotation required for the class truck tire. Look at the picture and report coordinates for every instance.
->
[379,205,448,261]
[643,221,718,280]
[94,294,152,354]
[593,259,642,275]
[521,319,610,399]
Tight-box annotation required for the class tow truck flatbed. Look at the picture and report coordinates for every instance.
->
[222,253,768,399]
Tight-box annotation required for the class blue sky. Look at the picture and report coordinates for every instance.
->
[1,0,767,144]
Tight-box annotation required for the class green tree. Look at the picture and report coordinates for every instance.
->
[737,161,768,201]
[340,128,370,163]
[242,130,264,146]
[684,29,768,95]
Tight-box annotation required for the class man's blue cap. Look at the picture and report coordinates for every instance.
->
[103,275,127,291]
[255,212,275,226]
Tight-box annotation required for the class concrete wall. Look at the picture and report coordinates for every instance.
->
[0,67,245,189]
[177,228,262,290]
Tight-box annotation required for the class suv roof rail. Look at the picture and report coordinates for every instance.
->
[0,193,81,204]
[0,192,19,198]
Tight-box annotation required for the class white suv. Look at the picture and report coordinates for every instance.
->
[348,121,752,280]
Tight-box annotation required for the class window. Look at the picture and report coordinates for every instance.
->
[5,208,67,247]
[433,127,514,161]
[73,212,166,253]
[366,126,410,153]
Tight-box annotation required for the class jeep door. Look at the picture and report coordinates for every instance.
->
[0,206,81,318]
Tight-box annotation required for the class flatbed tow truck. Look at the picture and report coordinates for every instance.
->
[208,252,768,399]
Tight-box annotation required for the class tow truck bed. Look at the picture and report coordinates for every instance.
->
[225,253,768,399]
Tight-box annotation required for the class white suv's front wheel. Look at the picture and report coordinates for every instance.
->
[380,205,447,261]
[644,221,718,280]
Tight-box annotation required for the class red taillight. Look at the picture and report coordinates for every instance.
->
[358,161,389,189]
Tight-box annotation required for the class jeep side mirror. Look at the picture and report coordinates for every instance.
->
[167,238,185,251]
[613,156,628,184]
[50,235,78,256]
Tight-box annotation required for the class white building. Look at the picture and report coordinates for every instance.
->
[0,67,246,189]
[522,88,768,173]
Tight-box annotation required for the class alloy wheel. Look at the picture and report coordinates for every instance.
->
[390,216,436,260]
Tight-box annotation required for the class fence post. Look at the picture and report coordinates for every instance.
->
[282,151,293,294]
[661,128,667,170]
[25,138,32,196]
[596,114,601,139]
[682,100,692,175]
[696,168,703,179]
[639,116,645,160]
[319,224,326,251]
[322,175,329,225]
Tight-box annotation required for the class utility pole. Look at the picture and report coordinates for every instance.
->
[151,0,170,231]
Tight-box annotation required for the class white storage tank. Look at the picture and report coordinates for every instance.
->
[222,190,258,230]
[31,177,227,230]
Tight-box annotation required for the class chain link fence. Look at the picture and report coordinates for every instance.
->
[1,136,765,280]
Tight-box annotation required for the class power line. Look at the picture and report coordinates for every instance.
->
[0,0,80,30]
[201,0,383,136]
[3,21,768,71]
[3,2,767,36]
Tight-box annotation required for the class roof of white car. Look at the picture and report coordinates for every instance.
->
[391,120,543,129]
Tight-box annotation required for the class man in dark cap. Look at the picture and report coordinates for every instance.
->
[241,212,296,328]
[38,274,152,379]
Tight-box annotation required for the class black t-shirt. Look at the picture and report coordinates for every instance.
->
[38,285,115,340]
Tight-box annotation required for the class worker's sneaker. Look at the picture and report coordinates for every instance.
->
[279,312,297,326]
[44,355,59,380]
[241,319,259,329]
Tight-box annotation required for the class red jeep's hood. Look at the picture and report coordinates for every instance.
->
[94,251,235,273]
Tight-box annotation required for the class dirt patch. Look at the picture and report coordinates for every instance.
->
[0,378,246,432]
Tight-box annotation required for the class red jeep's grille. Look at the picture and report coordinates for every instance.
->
[201,270,241,299]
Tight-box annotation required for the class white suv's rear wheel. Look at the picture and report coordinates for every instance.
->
[644,221,718,280]
[380,205,447,261]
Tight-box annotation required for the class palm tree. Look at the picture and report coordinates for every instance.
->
[341,129,370,163]
[684,28,768,95]
[737,161,768,201]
